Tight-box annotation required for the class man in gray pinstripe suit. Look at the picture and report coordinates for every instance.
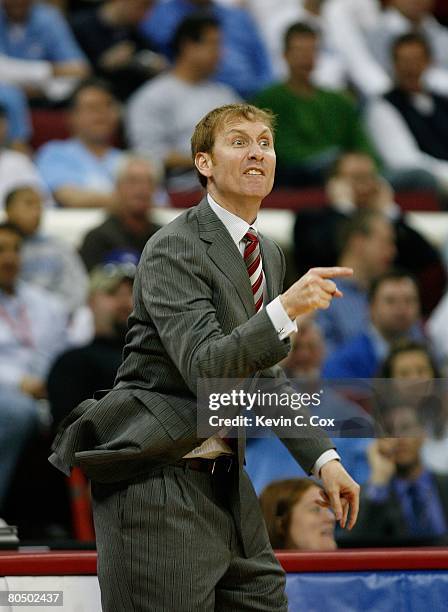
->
[50,103,359,611]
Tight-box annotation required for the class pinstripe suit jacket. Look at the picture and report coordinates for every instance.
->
[50,197,333,484]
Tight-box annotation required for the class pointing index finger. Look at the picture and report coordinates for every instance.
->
[310,267,354,279]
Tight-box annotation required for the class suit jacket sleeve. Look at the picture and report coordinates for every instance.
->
[137,232,334,474]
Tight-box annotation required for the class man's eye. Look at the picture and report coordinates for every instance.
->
[232,139,244,145]
[260,140,271,147]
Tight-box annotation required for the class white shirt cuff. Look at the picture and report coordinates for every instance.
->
[266,296,297,341]
[311,449,340,478]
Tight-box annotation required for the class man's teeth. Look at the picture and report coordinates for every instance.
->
[246,170,262,175]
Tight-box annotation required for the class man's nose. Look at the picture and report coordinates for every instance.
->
[248,143,264,159]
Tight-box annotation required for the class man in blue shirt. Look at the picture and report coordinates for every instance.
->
[0,0,89,100]
[35,78,123,208]
[140,0,273,98]
[344,404,448,545]
[317,210,396,354]
[0,0,87,68]
[323,270,423,379]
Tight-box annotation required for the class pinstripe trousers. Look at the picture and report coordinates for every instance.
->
[91,464,288,612]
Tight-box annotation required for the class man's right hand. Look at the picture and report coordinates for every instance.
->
[368,439,397,486]
[280,267,353,320]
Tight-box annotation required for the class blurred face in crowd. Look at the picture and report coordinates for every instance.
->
[113,0,153,25]
[357,217,396,279]
[284,33,318,82]
[391,349,434,381]
[197,118,276,209]
[6,188,42,237]
[336,154,381,207]
[0,228,21,293]
[3,0,33,23]
[90,278,133,337]
[116,159,155,218]
[370,278,420,340]
[394,42,430,92]
[379,407,424,473]
[182,26,221,78]
[392,0,433,23]
[71,86,119,146]
[389,347,435,405]
[285,485,337,551]
[394,41,430,93]
[283,323,325,379]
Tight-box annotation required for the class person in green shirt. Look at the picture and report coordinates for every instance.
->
[253,22,377,187]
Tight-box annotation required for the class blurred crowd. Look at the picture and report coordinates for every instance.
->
[1,0,448,549]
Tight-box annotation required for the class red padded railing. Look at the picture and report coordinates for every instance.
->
[1,549,447,576]
[169,188,440,212]
[277,548,448,572]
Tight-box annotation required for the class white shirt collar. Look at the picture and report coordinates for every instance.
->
[207,193,258,246]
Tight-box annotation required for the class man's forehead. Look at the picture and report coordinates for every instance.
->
[220,119,272,137]
[378,279,416,295]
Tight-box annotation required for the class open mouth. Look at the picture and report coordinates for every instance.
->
[244,168,264,176]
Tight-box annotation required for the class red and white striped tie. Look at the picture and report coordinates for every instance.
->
[243,228,264,312]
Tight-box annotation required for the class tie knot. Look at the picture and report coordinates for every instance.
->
[244,228,258,244]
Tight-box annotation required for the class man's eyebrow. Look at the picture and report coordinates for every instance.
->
[225,128,272,138]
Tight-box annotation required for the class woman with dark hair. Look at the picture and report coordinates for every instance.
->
[259,478,337,551]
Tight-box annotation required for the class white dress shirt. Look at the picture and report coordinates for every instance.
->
[185,195,339,476]
[365,96,448,195]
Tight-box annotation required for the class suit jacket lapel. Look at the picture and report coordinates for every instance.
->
[259,234,278,302]
[197,197,255,319]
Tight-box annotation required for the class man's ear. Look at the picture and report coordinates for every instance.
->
[195,152,213,181]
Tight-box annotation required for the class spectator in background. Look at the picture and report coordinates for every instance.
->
[35,79,123,208]
[71,0,167,101]
[366,33,448,199]
[48,263,134,428]
[140,0,272,98]
[322,0,390,97]
[317,211,396,354]
[0,222,68,509]
[0,105,50,207]
[4,186,88,314]
[345,406,448,546]
[323,270,423,378]
[381,340,448,475]
[126,15,239,192]
[252,23,377,187]
[244,0,348,89]
[79,156,161,271]
[294,152,447,315]
[366,0,448,95]
[0,0,90,102]
[259,478,337,550]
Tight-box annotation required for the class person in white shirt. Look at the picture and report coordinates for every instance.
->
[365,32,448,196]
[0,222,68,510]
[366,0,448,95]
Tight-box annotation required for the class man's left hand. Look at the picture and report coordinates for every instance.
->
[318,460,360,530]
